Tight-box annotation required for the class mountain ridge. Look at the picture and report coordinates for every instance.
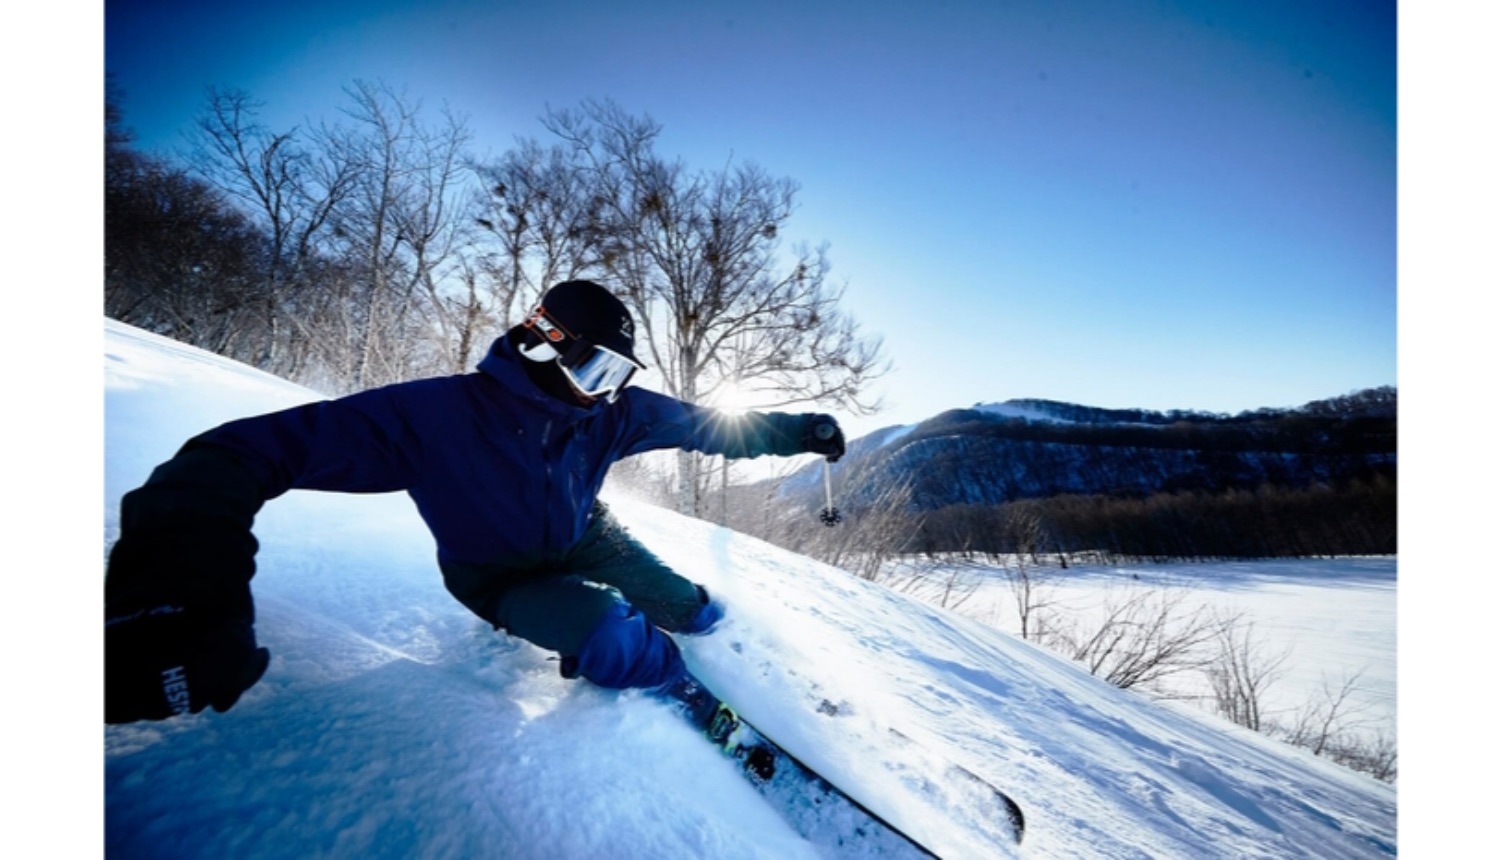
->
[784,388,1396,511]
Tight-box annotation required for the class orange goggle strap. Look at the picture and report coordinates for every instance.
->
[523,305,577,350]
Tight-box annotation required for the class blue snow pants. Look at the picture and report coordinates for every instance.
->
[438,503,721,689]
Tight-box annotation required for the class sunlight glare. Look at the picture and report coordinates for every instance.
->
[711,380,761,415]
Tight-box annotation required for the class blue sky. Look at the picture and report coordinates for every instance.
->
[101,0,1397,437]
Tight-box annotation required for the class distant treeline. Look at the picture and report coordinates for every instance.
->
[724,474,1395,566]
[851,405,1396,514]
[725,387,1398,562]
[912,476,1397,562]
[904,402,1395,459]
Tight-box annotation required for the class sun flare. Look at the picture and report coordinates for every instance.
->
[710,380,763,415]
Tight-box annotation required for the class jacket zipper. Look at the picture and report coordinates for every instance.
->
[540,419,553,551]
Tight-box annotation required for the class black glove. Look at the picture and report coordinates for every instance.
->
[105,604,270,724]
[802,414,846,462]
[104,442,272,724]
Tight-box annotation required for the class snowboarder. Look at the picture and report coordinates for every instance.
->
[105,280,846,724]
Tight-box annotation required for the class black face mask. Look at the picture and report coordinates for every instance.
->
[509,329,594,406]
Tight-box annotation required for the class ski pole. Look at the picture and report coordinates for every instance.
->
[819,458,842,527]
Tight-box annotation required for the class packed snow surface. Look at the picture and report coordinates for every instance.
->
[103,319,1396,858]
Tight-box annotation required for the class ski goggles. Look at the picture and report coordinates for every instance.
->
[558,343,642,402]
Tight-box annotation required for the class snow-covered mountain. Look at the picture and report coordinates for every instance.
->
[103,318,1396,858]
[781,393,1396,515]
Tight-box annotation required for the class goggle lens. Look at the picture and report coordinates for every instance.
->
[560,344,641,402]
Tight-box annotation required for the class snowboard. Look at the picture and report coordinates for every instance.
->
[659,673,1025,857]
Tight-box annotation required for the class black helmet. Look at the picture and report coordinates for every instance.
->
[519,280,645,402]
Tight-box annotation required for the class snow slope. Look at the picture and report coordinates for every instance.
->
[103,319,1396,858]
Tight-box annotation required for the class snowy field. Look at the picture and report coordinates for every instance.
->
[99,319,1400,859]
[894,557,1396,746]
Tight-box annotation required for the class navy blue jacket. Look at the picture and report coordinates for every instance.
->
[192,335,811,569]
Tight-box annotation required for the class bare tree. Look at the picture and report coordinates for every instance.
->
[106,87,267,359]
[470,136,612,323]
[104,157,265,357]
[1320,729,1397,783]
[1206,617,1291,732]
[439,256,501,374]
[1281,668,1376,756]
[999,504,1057,640]
[1260,666,1396,782]
[185,82,481,387]
[320,80,476,389]
[807,472,921,583]
[537,100,889,516]
[188,87,356,377]
[710,456,966,605]
[1037,586,1226,691]
[881,556,986,612]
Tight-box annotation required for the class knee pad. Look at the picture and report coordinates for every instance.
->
[562,600,686,690]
